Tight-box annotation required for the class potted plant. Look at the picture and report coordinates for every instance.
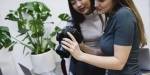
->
[0,26,18,75]
[5,1,70,75]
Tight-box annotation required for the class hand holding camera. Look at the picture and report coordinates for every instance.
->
[56,26,83,58]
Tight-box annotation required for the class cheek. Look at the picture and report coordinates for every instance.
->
[83,2,90,10]
[104,6,110,12]
[105,1,113,11]
[102,3,111,12]
[73,5,79,11]
[87,4,91,9]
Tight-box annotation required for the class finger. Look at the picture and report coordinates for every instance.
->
[63,38,73,44]
[62,44,72,52]
[61,41,71,48]
[67,32,77,42]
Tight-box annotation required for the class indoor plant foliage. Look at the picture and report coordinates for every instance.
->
[0,26,14,51]
[0,26,18,75]
[5,1,70,54]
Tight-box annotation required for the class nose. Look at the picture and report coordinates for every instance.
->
[76,1,82,8]
[94,0,99,8]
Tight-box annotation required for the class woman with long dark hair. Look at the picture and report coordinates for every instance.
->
[67,0,106,75]
[63,0,147,75]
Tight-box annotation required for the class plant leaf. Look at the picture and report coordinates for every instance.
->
[0,26,13,50]
[58,13,70,21]
[5,13,19,21]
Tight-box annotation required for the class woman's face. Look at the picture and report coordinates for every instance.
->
[95,0,114,14]
[70,0,91,15]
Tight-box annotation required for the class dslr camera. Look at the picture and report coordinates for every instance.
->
[56,26,82,58]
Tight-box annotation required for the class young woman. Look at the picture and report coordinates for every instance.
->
[63,0,147,75]
[67,0,106,75]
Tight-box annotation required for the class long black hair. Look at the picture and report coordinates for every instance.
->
[68,0,95,38]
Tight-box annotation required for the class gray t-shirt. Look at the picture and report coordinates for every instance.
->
[80,11,103,50]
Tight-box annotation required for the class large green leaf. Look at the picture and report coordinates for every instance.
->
[55,26,62,32]
[3,38,12,48]
[0,26,13,49]
[50,26,61,37]
[17,20,28,34]
[58,13,71,21]
[50,31,57,37]
[0,26,9,33]
[5,13,19,21]
[0,33,11,48]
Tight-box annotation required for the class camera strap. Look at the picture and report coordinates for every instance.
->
[61,58,67,75]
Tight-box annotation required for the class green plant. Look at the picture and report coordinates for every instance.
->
[5,1,70,54]
[0,26,14,51]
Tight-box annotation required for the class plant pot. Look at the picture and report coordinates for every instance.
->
[31,50,61,75]
[0,48,19,75]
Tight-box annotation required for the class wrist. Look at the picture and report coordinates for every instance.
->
[78,52,86,61]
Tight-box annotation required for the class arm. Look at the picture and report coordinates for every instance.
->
[79,45,131,70]
[62,32,131,70]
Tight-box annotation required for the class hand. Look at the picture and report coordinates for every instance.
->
[61,32,84,61]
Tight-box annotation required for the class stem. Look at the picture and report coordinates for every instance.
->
[41,36,44,52]
[27,32,35,47]
[43,37,49,52]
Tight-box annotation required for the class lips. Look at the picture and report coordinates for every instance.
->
[78,7,86,12]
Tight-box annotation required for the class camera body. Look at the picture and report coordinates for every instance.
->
[56,26,82,58]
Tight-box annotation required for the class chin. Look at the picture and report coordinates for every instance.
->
[96,11,104,14]
[82,10,91,14]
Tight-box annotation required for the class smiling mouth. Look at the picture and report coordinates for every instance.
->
[79,8,85,12]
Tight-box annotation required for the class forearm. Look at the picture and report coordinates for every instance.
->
[79,53,124,70]
[62,33,130,71]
